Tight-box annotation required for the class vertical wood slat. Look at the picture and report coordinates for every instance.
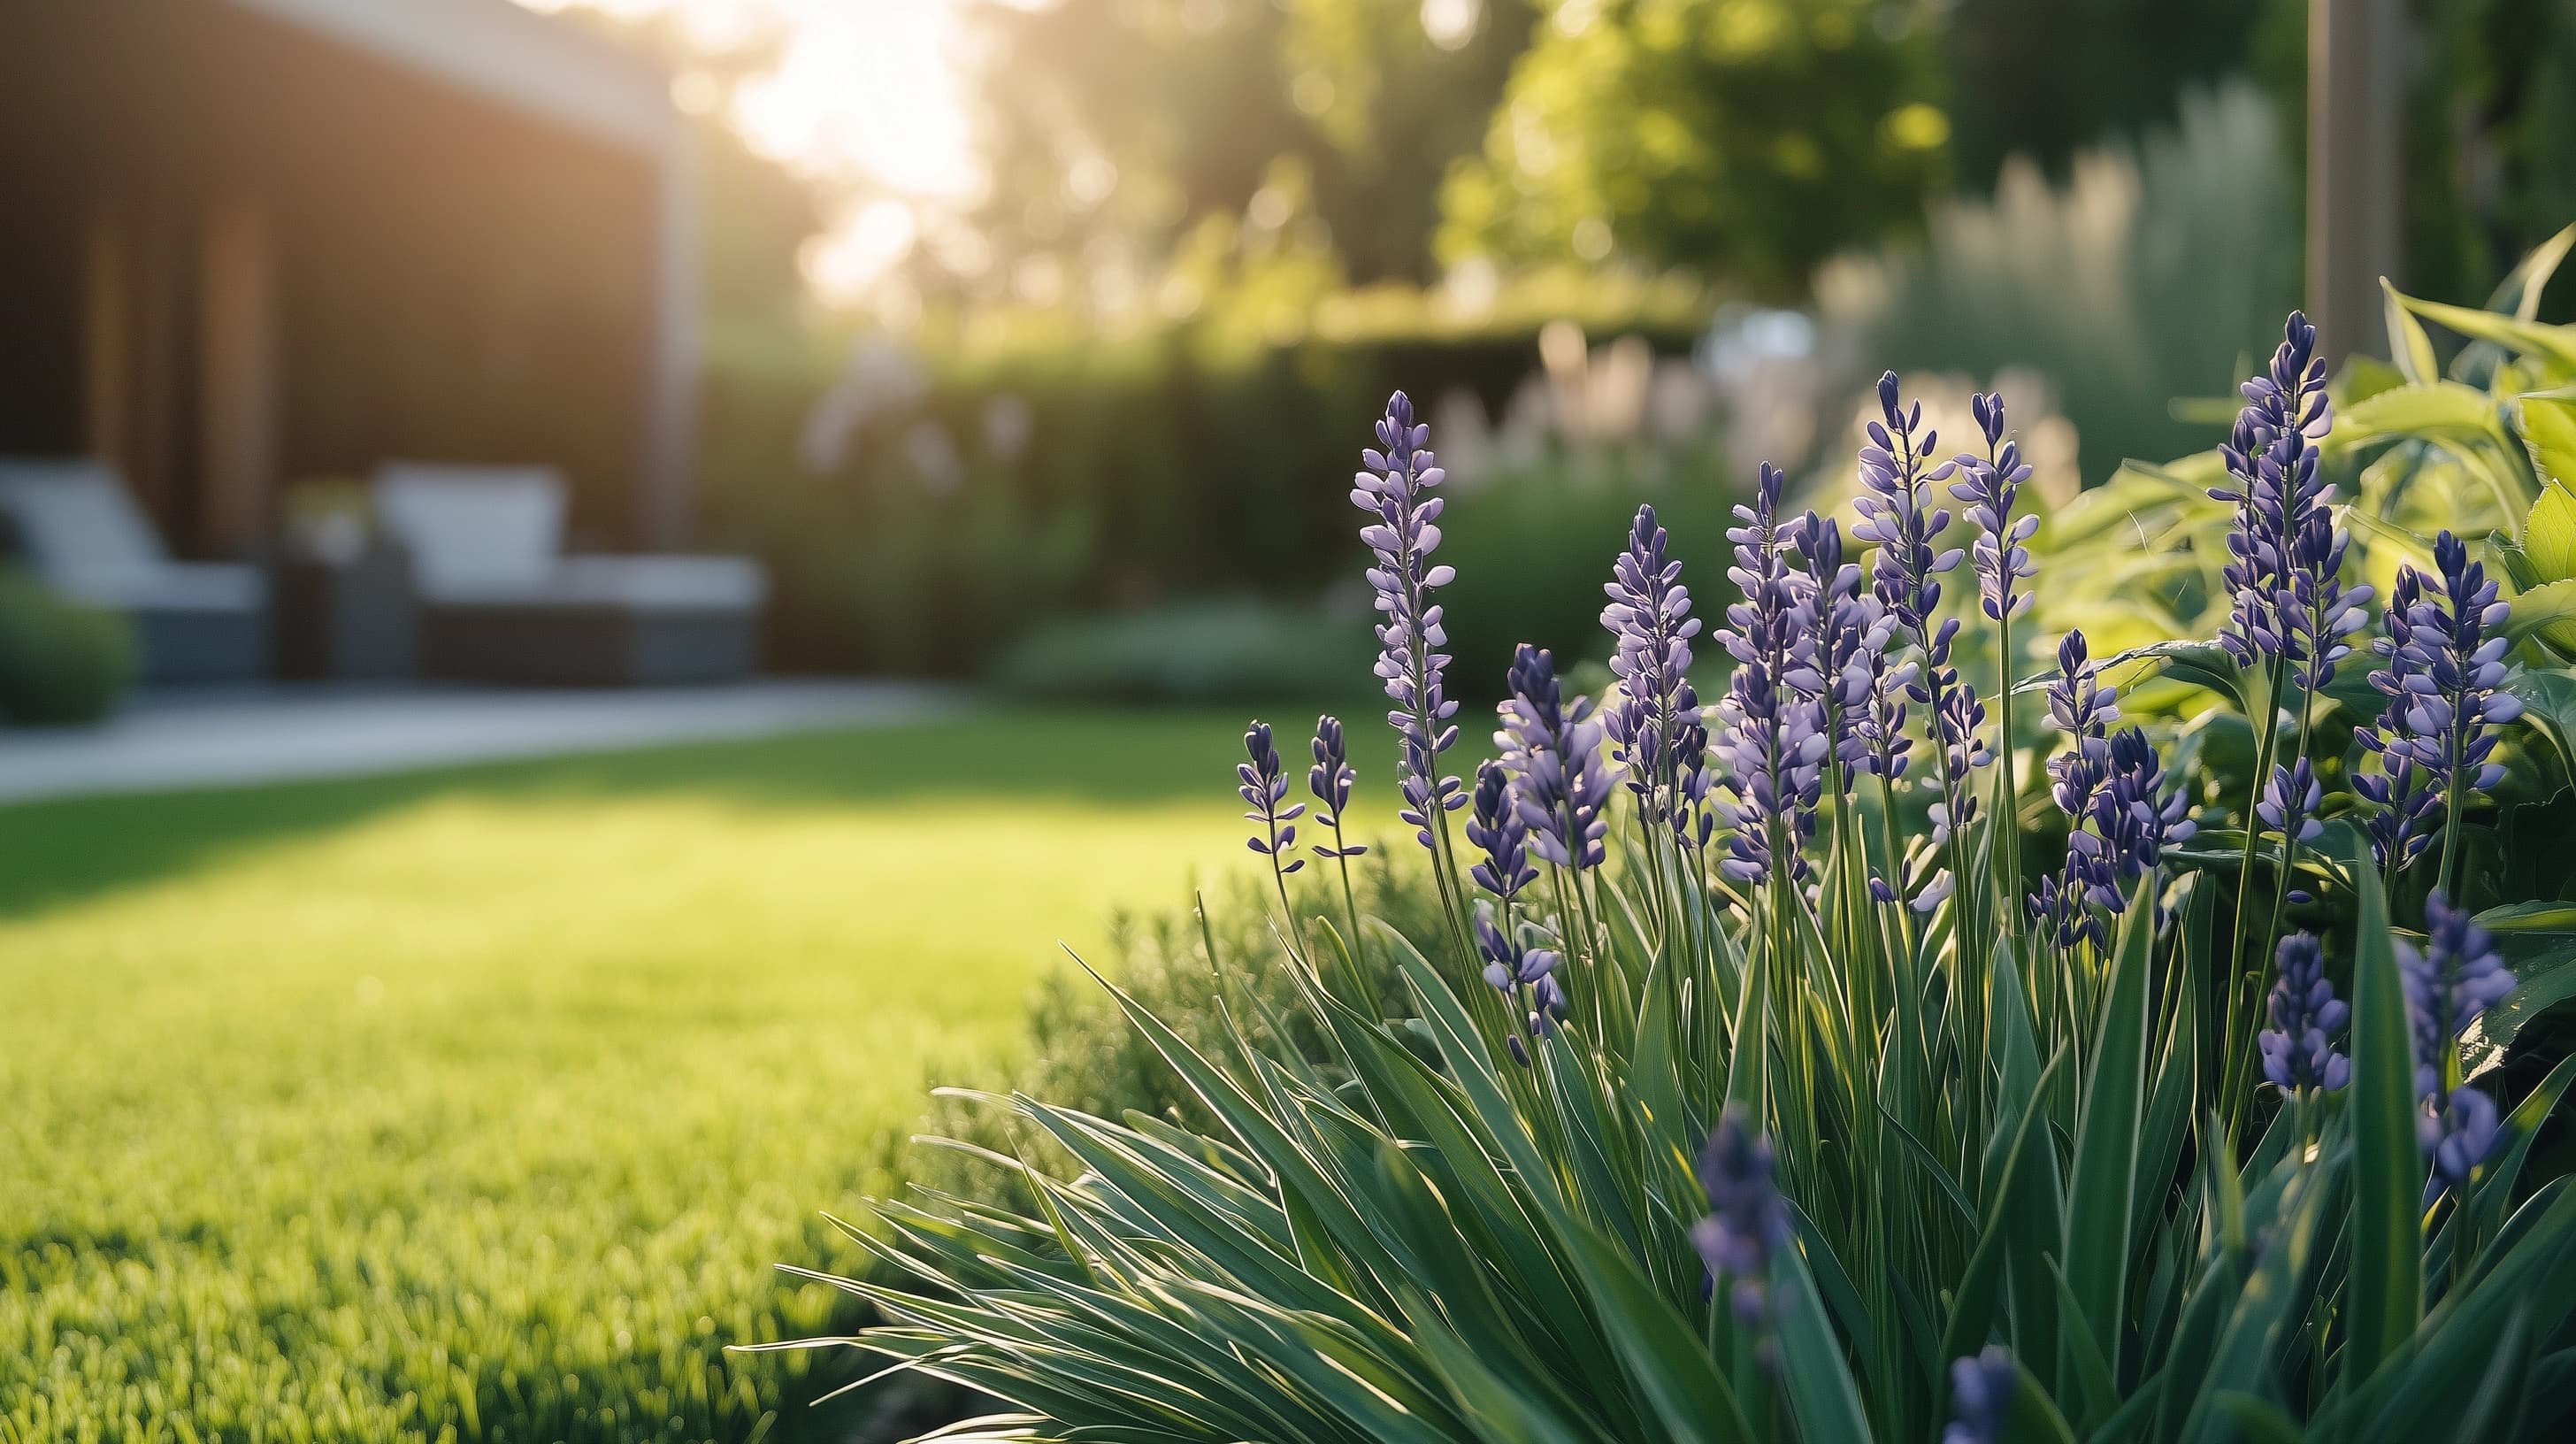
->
[198,197,279,553]
[2307,0,2410,368]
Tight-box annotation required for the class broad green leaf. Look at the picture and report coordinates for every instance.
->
[2016,639,2245,713]
[2391,291,2576,372]
[2523,387,2576,493]
[2342,829,2424,1377]
[2212,1393,2304,1444]
[2524,481,2576,583]
[2503,578,2576,656]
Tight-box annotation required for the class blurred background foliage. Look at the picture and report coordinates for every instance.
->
[553,0,2576,692]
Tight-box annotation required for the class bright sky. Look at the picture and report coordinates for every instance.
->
[516,0,996,299]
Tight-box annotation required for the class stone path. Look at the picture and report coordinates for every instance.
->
[0,680,959,803]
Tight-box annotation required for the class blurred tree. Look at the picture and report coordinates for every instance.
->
[1941,0,2264,191]
[954,0,1532,303]
[1435,0,1952,298]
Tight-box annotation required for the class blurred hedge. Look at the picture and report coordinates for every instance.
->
[694,286,1708,677]
[0,569,132,726]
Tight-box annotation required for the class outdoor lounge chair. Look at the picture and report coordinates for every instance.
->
[372,463,766,686]
[0,458,269,684]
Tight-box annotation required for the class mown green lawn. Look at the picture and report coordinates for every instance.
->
[0,707,1322,1443]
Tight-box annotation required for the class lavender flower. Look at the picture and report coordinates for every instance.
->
[1943,1348,2019,1444]
[1852,373,1984,901]
[2212,313,2334,669]
[2074,728,2193,917]
[1713,464,1825,886]
[1355,392,1464,850]
[2258,933,2351,1092]
[2358,531,2519,872]
[2031,632,2120,950]
[1306,714,1368,861]
[1238,721,1305,875]
[1602,504,1704,824]
[2256,758,2324,845]
[1852,372,1963,632]
[1466,760,1535,906]
[2425,1086,2502,1202]
[2400,891,2516,1202]
[2278,507,2373,696]
[1669,680,1718,850]
[1949,391,2039,624]
[1691,1105,1789,1328]
[1792,513,1895,794]
[2399,891,2515,1092]
[1496,644,1614,870]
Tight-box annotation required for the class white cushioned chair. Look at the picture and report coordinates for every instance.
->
[0,458,268,683]
[372,463,765,684]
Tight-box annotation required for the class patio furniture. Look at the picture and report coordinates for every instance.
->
[0,458,268,684]
[372,463,765,686]
[271,543,417,681]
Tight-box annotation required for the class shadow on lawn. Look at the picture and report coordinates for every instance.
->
[0,703,1351,921]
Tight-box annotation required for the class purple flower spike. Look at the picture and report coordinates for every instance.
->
[2031,631,2123,950]
[2279,507,2373,695]
[2258,932,2351,1092]
[2256,758,2324,844]
[1239,721,1307,875]
[1603,503,1705,825]
[2358,531,2518,871]
[2423,1084,2501,1204]
[1465,759,1536,906]
[1306,714,1368,861]
[1793,513,1896,795]
[1692,1104,1789,1328]
[2399,890,2516,1202]
[1496,644,1614,870]
[1354,391,1465,850]
[2400,890,2515,1088]
[1712,464,1824,886]
[1943,1348,2019,1444]
[2212,313,2335,670]
[1949,390,2040,623]
[1852,373,1985,903]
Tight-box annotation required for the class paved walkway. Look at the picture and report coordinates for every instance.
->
[0,680,959,803]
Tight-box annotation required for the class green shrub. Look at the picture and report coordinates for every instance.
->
[0,570,132,726]
[697,296,1706,676]
[985,600,1375,705]
[770,244,2576,1442]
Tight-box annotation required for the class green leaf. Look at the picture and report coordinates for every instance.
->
[2503,579,2576,656]
[2342,828,2424,1378]
[1769,1240,1874,1444]
[2487,222,2576,323]
[2016,639,2245,712]
[2386,279,2442,387]
[2212,1392,2304,1444]
[1559,1228,1758,1444]
[2390,291,2576,372]
[2525,481,2576,583]
[2061,878,2156,1394]
[2523,387,2576,493]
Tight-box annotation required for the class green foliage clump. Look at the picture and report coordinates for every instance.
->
[779,238,2576,1443]
[1439,0,1951,294]
[0,570,132,726]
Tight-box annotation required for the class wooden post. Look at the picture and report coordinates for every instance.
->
[2307,0,2409,368]
[197,198,280,554]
